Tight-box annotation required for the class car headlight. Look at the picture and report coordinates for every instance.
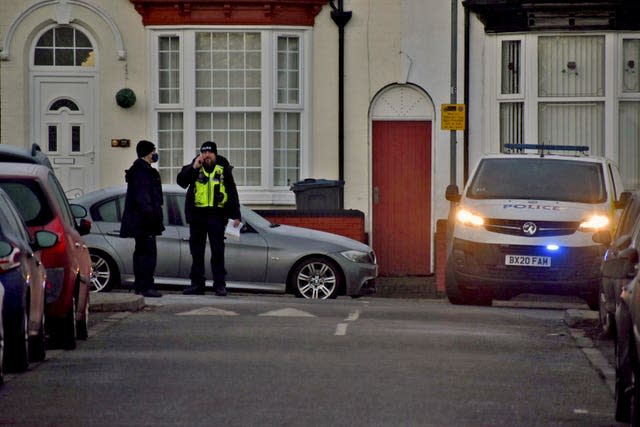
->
[340,250,371,264]
[579,214,610,231]
[456,208,485,227]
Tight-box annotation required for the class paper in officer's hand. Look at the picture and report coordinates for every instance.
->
[225,219,242,240]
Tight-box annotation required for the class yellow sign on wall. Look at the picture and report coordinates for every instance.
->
[441,104,466,131]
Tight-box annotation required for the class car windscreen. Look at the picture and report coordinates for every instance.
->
[0,179,54,226]
[466,158,606,203]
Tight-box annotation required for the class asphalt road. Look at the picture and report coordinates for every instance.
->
[0,295,622,426]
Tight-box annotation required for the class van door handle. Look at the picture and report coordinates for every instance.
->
[373,186,380,204]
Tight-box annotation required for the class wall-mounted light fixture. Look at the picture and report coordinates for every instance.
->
[562,61,578,75]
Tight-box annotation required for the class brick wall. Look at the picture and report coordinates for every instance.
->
[255,209,366,243]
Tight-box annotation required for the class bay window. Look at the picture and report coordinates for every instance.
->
[151,29,309,204]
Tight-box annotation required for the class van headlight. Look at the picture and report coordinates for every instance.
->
[579,214,609,231]
[456,208,485,227]
[340,250,371,264]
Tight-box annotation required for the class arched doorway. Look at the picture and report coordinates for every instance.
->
[370,84,434,276]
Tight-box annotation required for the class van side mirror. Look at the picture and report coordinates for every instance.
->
[616,191,632,209]
[592,230,612,246]
[445,185,461,203]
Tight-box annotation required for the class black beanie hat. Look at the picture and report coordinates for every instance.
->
[136,140,155,158]
[200,140,217,154]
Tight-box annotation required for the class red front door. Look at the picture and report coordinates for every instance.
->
[372,120,432,276]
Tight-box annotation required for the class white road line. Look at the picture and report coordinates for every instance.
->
[346,310,360,322]
[335,310,362,335]
[335,323,348,336]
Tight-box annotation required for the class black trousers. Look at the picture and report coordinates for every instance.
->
[189,215,226,289]
[133,235,157,292]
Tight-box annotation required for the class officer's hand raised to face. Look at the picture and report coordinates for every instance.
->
[193,154,204,169]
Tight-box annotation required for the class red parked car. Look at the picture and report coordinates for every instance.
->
[0,187,57,371]
[0,163,92,350]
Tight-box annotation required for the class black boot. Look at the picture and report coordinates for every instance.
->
[183,285,205,295]
[142,289,162,298]
[214,283,227,297]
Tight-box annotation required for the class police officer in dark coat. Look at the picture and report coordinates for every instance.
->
[120,140,165,298]
[177,140,241,296]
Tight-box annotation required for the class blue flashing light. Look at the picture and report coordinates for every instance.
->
[546,244,560,251]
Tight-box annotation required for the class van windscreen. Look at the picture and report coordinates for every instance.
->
[467,158,606,203]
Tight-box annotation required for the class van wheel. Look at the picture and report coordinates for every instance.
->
[445,259,470,305]
[585,292,599,311]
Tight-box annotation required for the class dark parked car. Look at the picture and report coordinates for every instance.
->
[0,188,57,372]
[613,239,640,424]
[0,143,53,170]
[75,185,377,299]
[0,163,92,350]
[0,280,4,385]
[594,191,639,337]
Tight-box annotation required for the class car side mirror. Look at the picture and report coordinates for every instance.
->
[622,247,640,278]
[32,230,58,250]
[77,218,92,236]
[592,230,612,246]
[70,204,88,219]
[445,184,461,203]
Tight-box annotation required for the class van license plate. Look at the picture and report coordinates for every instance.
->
[505,255,551,267]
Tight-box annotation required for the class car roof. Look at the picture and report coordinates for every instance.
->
[74,184,187,206]
[479,152,610,164]
[0,162,52,179]
[0,144,53,170]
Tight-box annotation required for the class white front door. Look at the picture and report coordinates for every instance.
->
[33,76,97,198]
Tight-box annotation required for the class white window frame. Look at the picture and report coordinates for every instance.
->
[147,26,312,205]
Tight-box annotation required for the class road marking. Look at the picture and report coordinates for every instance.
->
[259,308,316,317]
[335,310,361,335]
[335,323,348,336]
[346,310,360,321]
[176,307,238,316]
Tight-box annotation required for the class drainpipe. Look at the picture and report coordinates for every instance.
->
[463,3,470,184]
[330,0,351,209]
[449,0,458,188]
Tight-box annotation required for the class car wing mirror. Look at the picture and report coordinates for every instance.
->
[445,184,461,203]
[32,230,58,251]
[626,248,640,278]
[70,203,88,219]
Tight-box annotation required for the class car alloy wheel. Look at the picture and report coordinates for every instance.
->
[90,251,117,292]
[292,257,340,299]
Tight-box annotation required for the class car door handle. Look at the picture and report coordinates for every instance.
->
[373,186,380,204]
[107,231,120,236]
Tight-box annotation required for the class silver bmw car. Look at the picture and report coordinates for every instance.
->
[74,185,377,299]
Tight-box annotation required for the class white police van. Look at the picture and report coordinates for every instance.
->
[444,144,628,308]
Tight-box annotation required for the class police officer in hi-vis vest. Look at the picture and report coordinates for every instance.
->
[177,141,241,296]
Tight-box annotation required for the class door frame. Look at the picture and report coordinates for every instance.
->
[30,73,99,195]
[369,83,435,272]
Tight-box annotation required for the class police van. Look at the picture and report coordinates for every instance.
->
[444,144,629,308]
